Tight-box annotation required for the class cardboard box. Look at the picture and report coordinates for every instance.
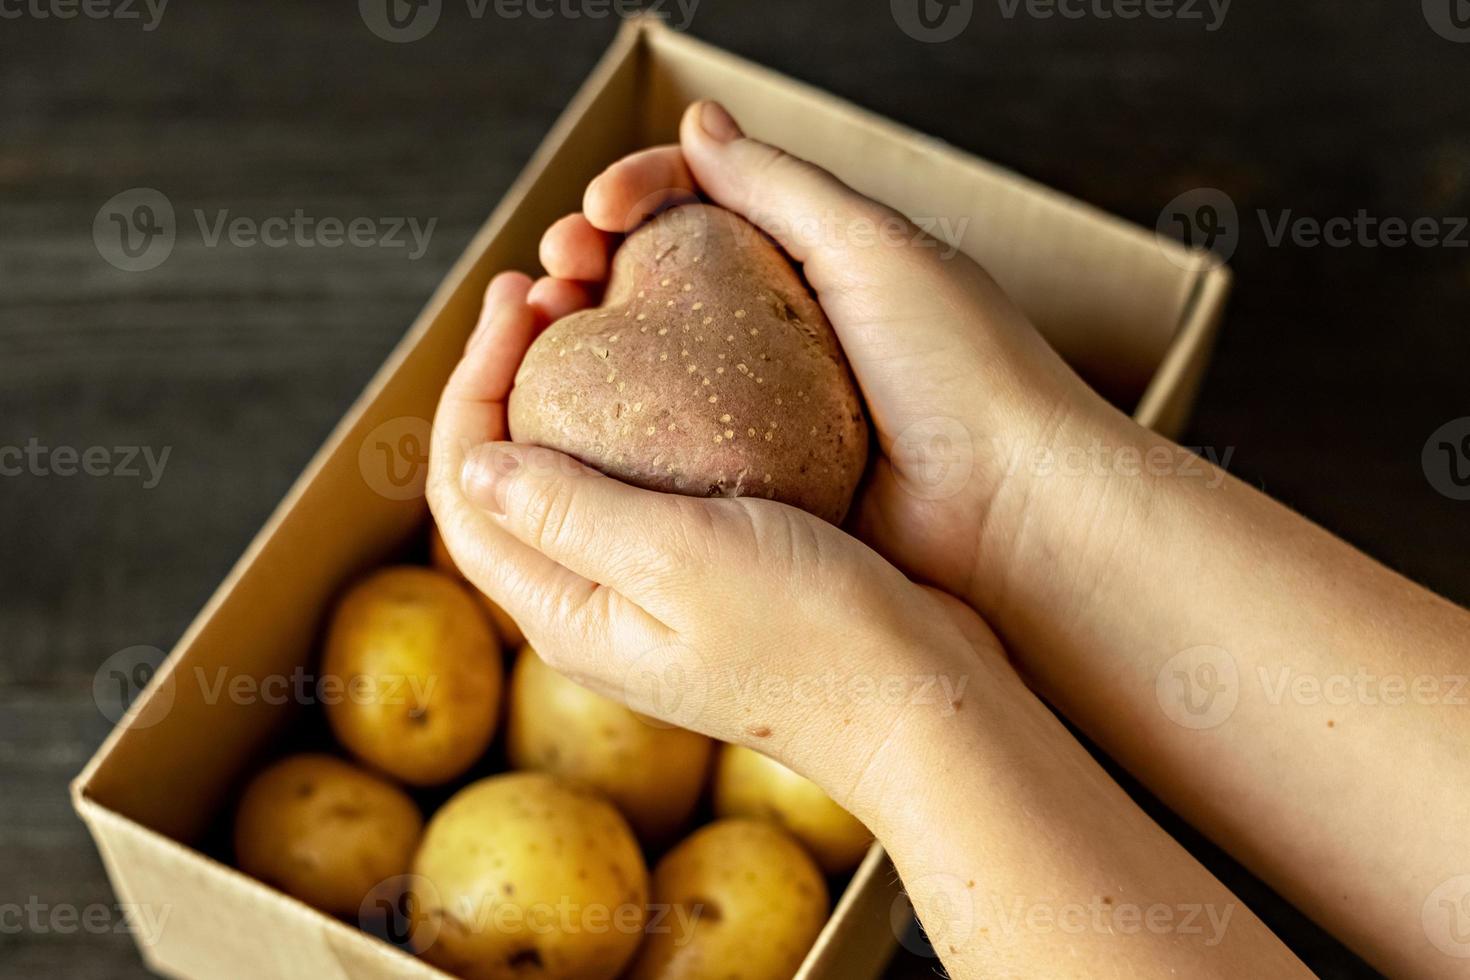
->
[72,16,1230,980]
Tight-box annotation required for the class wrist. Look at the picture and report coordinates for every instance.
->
[972,393,1156,626]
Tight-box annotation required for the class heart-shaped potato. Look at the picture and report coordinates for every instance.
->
[508,203,868,524]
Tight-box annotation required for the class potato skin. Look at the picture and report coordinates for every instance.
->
[507,645,712,844]
[428,522,525,647]
[234,753,422,918]
[322,566,501,786]
[508,203,869,526]
[409,773,648,980]
[713,743,873,873]
[626,819,829,980]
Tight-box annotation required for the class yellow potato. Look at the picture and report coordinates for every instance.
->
[627,819,828,980]
[429,521,525,647]
[712,743,873,873]
[234,753,422,918]
[409,772,647,980]
[322,566,501,786]
[507,645,712,844]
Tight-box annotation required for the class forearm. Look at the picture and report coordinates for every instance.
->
[980,404,1470,977]
[845,655,1307,980]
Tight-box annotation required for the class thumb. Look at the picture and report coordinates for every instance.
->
[677,100,933,293]
[461,443,708,605]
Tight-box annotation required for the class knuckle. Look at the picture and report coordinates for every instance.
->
[520,476,580,555]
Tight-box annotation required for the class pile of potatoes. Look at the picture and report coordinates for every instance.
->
[232,522,873,980]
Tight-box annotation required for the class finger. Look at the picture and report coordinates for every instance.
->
[676,100,920,291]
[460,442,715,615]
[464,270,534,354]
[539,213,613,281]
[583,145,698,233]
[429,277,665,672]
[527,275,592,323]
[433,273,539,539]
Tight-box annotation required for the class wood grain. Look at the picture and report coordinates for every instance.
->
[3,1,1464,977]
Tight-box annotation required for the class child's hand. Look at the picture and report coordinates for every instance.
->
[531,100,1115,625]
[427,272,1010,811]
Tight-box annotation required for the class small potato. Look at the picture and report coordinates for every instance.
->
[507,645,712,843]
[627,819,828,980]
[429,522,525,647]
[234,753,422,918]
[713,743,873,873]
[409,772,647,980]
[323,566,501,786]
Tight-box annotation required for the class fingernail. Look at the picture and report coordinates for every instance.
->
[461,445,520,517]
[699,101,742,143]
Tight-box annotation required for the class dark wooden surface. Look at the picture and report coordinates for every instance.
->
[2,1,1466,976]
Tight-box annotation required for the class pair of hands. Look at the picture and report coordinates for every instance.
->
[427,100,1107,813]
